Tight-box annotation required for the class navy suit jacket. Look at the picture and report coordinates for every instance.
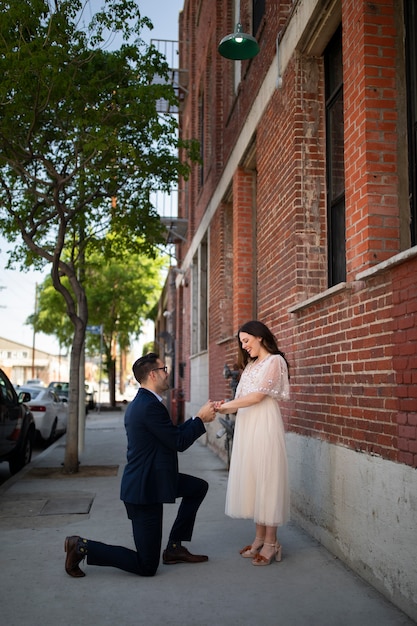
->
[120,387,206,504]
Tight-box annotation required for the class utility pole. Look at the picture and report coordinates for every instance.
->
[0,285,6,308]
[31,283,38,377]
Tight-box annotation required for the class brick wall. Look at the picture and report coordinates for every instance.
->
[343,0,401,274]
[176,0,417,470]
[392,256,417,466]
[208,203,235,398]
[232,167,256,329]
[289,277,398,461]
[171,2,417,615]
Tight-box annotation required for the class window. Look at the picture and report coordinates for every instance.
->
[198,88,204,188]
[191,236,208,354]
[0,370,15,404]
[405,0,417,246]
[253,0,265,36]
[325,26,346,286]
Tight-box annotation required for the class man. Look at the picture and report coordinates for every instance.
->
[64,353,215,577]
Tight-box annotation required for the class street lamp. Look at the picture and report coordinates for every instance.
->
[218,22,259,60]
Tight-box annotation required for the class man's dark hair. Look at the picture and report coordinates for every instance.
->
[132,353,159,383]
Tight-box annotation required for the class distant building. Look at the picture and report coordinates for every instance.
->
[0,337,68,385]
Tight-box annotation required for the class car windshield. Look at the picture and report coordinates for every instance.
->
[49,382,69,392]
[18,386,42,399]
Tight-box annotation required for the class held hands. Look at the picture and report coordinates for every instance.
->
[214,400,228,414]
[196,400,232,422]
[196,400,216,423]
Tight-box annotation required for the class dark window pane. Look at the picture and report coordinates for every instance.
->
[328,198,346,285]
[405,0,417,246]
[253,0,265,36]
[325,26,346,286]
[328,94,345,202]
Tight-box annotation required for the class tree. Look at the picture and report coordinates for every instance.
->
[30,245,167,404]
[0,0,197,472]
[86,247,166,405]
[27,276,74,350]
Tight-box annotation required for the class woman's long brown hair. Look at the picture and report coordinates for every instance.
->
[236,320,290,374]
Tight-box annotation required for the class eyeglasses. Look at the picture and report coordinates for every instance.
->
[151,366,168,373]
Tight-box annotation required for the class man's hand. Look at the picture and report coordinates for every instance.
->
[196,400,216,423]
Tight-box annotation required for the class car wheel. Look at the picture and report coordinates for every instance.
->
[9,433,33,475]
[48,418,58,445]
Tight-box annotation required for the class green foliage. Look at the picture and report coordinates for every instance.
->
[0,0,193,269]
[0,0,195,470]
[30,244,167,353]
[27,275,74,348]
[85,244,166,352]
[141,341,155,356]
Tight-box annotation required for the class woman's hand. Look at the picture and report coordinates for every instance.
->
[215,391,266,414]
[214,401,236,415]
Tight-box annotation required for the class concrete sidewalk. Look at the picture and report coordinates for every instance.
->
[0,409,414,626]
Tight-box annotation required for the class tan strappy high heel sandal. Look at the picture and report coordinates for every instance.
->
[239,537,264,558]
[252,542,282,566]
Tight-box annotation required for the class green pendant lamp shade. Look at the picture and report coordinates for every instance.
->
[218,23,260,60]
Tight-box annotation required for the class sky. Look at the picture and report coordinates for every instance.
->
[0,0,184,355]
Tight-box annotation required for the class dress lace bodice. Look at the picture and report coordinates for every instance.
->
[235,354,290,400]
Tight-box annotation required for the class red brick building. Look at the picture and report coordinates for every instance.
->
[156,1,417,618]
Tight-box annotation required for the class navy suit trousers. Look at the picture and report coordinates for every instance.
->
[86,473,208,576]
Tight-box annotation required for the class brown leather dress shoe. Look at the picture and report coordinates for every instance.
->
[64,535,87,577]
[162,544,208,564]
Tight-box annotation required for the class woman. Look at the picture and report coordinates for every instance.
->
[215,320,290,566]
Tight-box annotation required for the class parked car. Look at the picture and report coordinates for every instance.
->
[47,381,69,400]
[25,378,45,387]
[15,385,68,444]
[48,381,96,411]
[0,368,36,475]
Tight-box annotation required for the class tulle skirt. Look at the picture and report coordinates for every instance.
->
[225,396,290,526]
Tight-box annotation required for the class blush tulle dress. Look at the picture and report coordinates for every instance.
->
[225,353,290,526]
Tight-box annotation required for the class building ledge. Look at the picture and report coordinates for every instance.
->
[355,245,417,281]
[289,245,417,315]
[288,282,350,314]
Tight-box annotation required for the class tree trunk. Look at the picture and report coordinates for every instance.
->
[63,328,83,473]
[62,281,88,473]
[119,348,126,397]
[109,358,116,407]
